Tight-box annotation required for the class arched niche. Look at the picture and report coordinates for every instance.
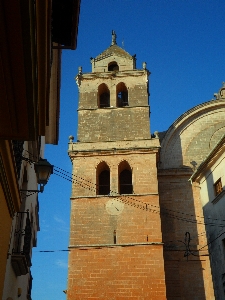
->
[98,83,110,108]
[116,82,128,107]
[96,161,110,195]
[118,161,132,194]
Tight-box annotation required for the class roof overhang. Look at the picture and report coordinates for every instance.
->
[0,0,80,141]
[52,0,81,50]
[0,0,38,140]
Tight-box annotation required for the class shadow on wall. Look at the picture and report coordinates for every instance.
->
[158,126,207,300]
[158,95,225,299]
[203,171,225,299]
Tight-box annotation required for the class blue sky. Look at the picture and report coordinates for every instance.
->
[31,1,225,299]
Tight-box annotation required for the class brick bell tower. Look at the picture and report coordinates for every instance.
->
[67,31,166,300]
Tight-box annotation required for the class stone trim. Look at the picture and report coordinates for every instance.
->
[77,69,149,80]
[77,105,150,111]
[70,193,159,200]
[69,242,163,249]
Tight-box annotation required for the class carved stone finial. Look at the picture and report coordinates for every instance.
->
[69,135,74,143]
[143,62,147,70]
[214,93,218,99]
[111,30,117,45]
[78,66,82,75]
[223,82,225,87]
[154,131,159,139]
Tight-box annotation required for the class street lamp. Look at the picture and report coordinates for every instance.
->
[20,158,54,193]
[34,158,54,192]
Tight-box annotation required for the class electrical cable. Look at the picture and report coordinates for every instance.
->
[53,169,225,228]
[54,165,225,226]
[23,149,225,226]
[22,149,225,256]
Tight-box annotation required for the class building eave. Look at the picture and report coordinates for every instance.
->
[190,134,225,183]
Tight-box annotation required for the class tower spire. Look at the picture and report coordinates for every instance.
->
[111,30,117,45]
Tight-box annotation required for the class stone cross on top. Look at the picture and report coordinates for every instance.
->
[111,30,117,45]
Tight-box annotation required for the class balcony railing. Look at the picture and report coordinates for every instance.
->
[11,210,32,276]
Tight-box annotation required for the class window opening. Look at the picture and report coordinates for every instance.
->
[96,162,110,195]
[119,169,133,194]
[98,84,110,108]
[100,92,110,108]
[214,178,223,196]
[116,82,128,107]
[108,61,119,71]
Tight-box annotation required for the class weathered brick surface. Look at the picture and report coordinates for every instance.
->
[158,171,214,299]
[67,246,166,300]
[68,146,166,298]
[77,107,150,142]
[70,151,159,197]
[77,71,150,142]
[70,195,162,246]
[157,100,225,299]
[68,41,216,300]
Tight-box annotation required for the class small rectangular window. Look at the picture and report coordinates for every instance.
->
[214,178,223,196]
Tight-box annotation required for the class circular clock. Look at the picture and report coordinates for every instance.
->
[105,199,124,215]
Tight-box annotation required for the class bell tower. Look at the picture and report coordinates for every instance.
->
[67,31,166,300]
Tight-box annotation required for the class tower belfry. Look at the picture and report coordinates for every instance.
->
[67,32,166,299]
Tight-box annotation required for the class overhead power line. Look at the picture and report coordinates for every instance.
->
[24,149,225,226]
[53,167,225,228]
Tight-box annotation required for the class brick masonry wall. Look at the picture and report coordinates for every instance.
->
[77,74,149,109]
[67,245,166,300]
[70,151,158,197]
[76,72,150,142]
[158,171,215,299]
[69,195,162,246]
[77,107,151,142]
[68,147,167,299]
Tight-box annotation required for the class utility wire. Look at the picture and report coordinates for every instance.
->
[54,165,225,226]
[53,169,225,228]
[24,150,220,259]
[23,149,225,226]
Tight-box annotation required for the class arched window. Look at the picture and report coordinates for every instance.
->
[116,82,128,107]
[118,161,133,194]
[108,61,119,71]
[96,162,110,195]
[98,83,110,108]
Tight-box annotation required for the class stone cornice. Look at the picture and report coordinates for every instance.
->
[68,139,160,155]
[69,242,163,249]
[75,69,149,82]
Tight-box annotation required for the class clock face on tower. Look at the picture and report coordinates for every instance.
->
[105,199,124,215]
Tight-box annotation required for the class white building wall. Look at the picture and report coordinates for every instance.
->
[2,140,44,300]
[198,149,225,300]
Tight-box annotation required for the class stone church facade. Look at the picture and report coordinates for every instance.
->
[67,32,225,299]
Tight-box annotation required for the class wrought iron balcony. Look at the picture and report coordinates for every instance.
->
[11,211,32,276]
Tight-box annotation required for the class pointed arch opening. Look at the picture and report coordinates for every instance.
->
[96,162,110,195]
[98,83,110,108]
[116,82,128,107]
[118,161,133,194]
[108,61,119,71]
